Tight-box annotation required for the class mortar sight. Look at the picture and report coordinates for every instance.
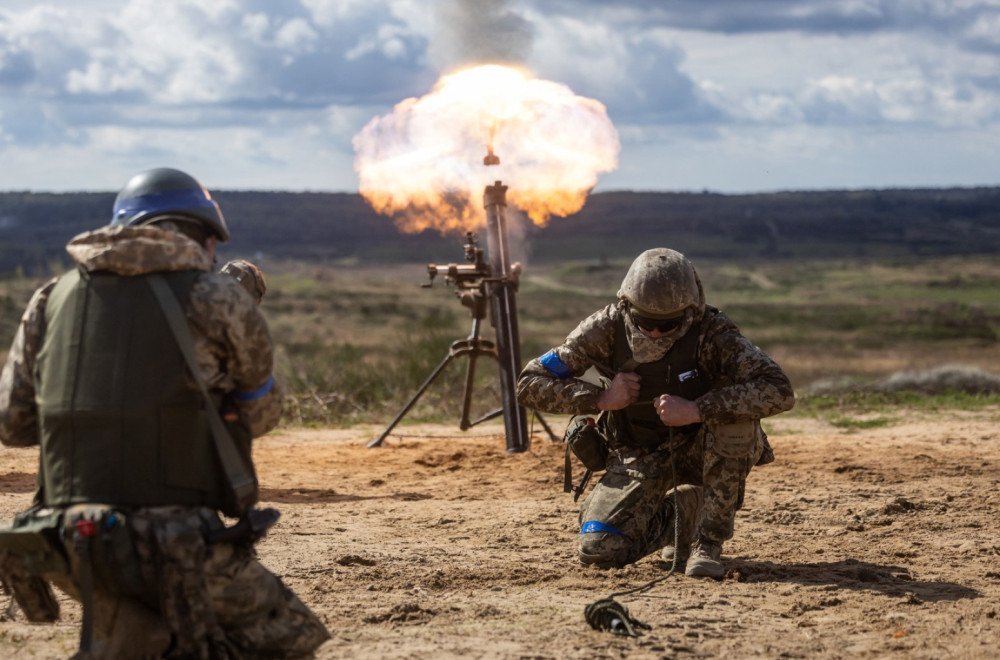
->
[423,232,491,291]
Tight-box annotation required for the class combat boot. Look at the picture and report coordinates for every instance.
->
[685,540,725,579]
[660,543,690,566]
[659,485,702,569]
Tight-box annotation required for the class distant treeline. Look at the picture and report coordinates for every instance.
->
[2,186,999,276]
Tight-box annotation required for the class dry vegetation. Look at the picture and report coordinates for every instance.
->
[1,254,1000,658]
[250,253,1000,424]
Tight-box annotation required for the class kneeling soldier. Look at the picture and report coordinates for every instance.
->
[517,248,794,577]
[0,168,329,658]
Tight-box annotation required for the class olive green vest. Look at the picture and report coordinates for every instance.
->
[35,268,230,509]
[607,307,716,449]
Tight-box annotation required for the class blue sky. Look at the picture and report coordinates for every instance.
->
[1,0,998,194]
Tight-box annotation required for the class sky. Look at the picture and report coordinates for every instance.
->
[1,0,998,195]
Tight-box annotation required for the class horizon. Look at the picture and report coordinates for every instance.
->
[3,183,998,197]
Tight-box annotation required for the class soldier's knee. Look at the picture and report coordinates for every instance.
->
[578,521,629,567]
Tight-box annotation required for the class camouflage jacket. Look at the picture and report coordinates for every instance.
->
[516,303,794,424]
[0,225,282,447]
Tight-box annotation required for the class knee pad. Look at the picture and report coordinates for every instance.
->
[578,521,629,567]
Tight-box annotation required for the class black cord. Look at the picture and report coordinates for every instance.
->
[585,425,683,634]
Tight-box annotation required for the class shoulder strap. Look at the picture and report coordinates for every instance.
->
[147,274,256,512]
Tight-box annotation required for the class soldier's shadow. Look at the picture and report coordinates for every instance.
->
[710,557,980,603]
[0,471,37,494]
[259,487,433,504]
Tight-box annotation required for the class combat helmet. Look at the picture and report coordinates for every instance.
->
[111,167,229,242]
[220,259,267,304]
[617,248,704,318]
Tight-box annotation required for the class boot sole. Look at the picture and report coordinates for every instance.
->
[685,559,725,579]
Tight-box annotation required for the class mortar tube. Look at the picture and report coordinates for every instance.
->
[484,181,529,453]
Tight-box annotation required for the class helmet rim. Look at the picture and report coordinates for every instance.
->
[111,168,229,242]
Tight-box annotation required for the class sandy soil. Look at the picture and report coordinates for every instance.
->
[2,410,999,659]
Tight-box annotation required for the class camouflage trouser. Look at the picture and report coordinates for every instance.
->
[577,421,765,565]
[577,437,703,567]
[47,505,330,659]
[699,421,765,545]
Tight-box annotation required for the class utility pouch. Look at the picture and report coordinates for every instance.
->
[0,508,67,622]
[206,506,280,546]
[566,416,609,472]
[563,416,609,501]
[62,504,145,598]
[705,420,760,459]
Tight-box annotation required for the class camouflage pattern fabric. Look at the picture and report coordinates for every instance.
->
[0,225,322,656]
[617,248,706,319]
[516,302,794,421]
[0,225,281,445]
[48,505,329,659]
[220,260,267,305]
[517,301,795,563]
[578,443,704,567]
[699,423,765,543]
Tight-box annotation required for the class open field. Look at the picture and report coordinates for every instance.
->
[261,253,1000,424]
[1,410,999,658]
[1,254,999,657]
[4,254,1000,415]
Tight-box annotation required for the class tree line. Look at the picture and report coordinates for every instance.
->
[2,186,998,277]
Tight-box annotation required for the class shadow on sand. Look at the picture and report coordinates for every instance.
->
[718,557,980,602]
[259,487,433,504]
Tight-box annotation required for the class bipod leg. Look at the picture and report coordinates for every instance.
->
[458,348,479,430]
[368,351,456,448]
[467,406,504,427]
[531,411,560,443]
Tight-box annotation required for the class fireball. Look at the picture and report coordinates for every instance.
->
[353,64,620,234]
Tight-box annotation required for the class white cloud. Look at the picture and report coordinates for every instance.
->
[346,25,415,61]
[0,0,998,193]
[275,18,321,53]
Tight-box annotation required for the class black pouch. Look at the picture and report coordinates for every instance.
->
[565,415,609,471]
[0,508,67,622]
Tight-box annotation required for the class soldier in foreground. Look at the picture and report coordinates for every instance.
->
[0,168,329,658]
[517,248,794,578]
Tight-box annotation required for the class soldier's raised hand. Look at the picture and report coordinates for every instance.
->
[597,371,641,411]
[655,394,701,426]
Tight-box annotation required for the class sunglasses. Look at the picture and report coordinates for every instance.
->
[630,310,685,334]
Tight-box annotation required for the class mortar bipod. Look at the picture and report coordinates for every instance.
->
[368,315,496,447]
[367,312,557,447]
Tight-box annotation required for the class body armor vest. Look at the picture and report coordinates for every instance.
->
[36,268,231,509]
[606,308,716,450]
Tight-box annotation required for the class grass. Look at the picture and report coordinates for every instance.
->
[793,390,1000,418]
[1,254,999,428]
[829,416,895,432]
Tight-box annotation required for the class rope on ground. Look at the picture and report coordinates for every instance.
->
[584,427,684,637]
[584,597,651,637]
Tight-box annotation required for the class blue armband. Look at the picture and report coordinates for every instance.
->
[539,350,573,379]
[231,374,274,402]
[580,520,626,537]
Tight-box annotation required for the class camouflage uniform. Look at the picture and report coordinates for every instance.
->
[517,301,794,568]
[220,259,267,305]
[0,225,329,658]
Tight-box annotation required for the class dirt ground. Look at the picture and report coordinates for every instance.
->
[2,410,999,659]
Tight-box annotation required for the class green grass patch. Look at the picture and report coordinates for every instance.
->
[4,255,1000,428]
[793,390,1000,419]
[829,416,894,432]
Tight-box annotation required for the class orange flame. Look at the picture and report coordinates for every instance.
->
[353,64,620,234]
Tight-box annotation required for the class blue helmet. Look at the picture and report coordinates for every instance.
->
[111,167,229,242]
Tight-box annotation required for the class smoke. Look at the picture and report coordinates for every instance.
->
[429,0,535,70]
[353,64,619,235]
